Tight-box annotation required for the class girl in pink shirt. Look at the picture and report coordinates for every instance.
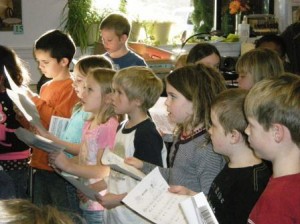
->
[48,68,119,224]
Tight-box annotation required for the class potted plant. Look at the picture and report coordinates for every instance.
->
[61,0,109,52]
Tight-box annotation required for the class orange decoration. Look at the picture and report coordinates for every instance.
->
[229,0,250,15]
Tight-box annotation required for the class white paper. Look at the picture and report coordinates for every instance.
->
[4,67,45,131]
[180,192,219,224]
[149,97,176,135]
[101,148,146,181]
[122,167,188,224]
[49,116,70,138]
[15,127,65,152]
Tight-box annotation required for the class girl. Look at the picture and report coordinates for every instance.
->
[48,68,118,224]
[126,64,226,195]
[186,43,221,69]
[236,48,284,90]
[0,45,30,199]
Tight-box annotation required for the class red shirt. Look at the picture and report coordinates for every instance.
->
[248,173,300,224]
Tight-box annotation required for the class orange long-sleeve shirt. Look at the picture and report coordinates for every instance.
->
[30,78,78,171]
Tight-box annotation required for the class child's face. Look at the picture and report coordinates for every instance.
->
[245,117,273,160]
[237,72,254,90]
[72,66,86,99]
[165,82,193,124]
[111,83,133,114]
[196,53,220,70]
[208,109,231,155]
[101,28,126,56]
[35,50,66,79]
[81,75,102,113]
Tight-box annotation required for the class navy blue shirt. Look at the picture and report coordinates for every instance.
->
[105,50,147,70]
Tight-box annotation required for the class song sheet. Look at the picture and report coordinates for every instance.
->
[122,167,188,224]
[101,148,145,181]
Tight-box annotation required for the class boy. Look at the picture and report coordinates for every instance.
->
[169,89,271,224]
[244,73,300,223]
[100,13,147,70]
[97,66,166,224]
[26,30,79,211]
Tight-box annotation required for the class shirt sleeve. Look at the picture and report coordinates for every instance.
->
[31,80,78,128]
[133,121,164,166]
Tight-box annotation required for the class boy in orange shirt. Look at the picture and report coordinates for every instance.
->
[26,30,79,213]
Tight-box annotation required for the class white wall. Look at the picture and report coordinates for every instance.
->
[0,0,67,83]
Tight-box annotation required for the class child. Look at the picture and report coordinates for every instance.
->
[126,64,226,195]
[55,55,113,155]
[235,48,284,90]
[37,55,113,218]
[186,43,221,69]
[49,68,119,224]
[244,73,300,223]
[255,34,292,73]
[0,199,82,224]
[100,13,147,70]
[0,45,31,199]
[174,53,188,69]
[170,89,272,224]
[26,30,79,211]
[97,66,166,224]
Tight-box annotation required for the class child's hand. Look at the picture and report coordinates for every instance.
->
[35,125,51,138]
[124,157,143,169]
[77,190,89,203]
[168,185,197,196]
[24,86,38,98]
[95,193,126,210]
[48,151,69,171]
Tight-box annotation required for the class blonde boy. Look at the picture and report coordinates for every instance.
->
[100,13,146,70]
[245,73,300,223]
[98,66,166,224]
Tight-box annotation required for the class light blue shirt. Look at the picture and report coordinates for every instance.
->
[61,107,90,158]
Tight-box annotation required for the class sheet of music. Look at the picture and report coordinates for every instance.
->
[122,167,188,224]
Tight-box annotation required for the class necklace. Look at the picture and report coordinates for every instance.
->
[180,127,206,140]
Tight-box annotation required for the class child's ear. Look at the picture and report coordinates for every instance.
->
[60,58,69,67]
[230,129,241,144]
[120,34,128,43]
[272,123,284,143]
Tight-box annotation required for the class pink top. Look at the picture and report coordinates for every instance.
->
[79,117,119,211]
[0,150,30,160]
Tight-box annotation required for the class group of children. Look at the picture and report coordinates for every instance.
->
[0,11,299,224]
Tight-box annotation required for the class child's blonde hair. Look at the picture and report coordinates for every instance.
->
[244,73,300,147]
[75,55,113,77]
[88,68,117,124]
[175,53,188,69]
[100,13,131,38]
[212,89,248,141]
[236,48,284,84]
[113,66,163,112]
[166,64,226,135]
[0,199,80,224]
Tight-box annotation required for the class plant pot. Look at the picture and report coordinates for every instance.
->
[86,23,100,46]
[129,21,142,42]
[145,21,173,45]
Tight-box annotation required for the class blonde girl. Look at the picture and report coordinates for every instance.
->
[48,68,119,224]
[126,64,226,195]
[236,48,284,90]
